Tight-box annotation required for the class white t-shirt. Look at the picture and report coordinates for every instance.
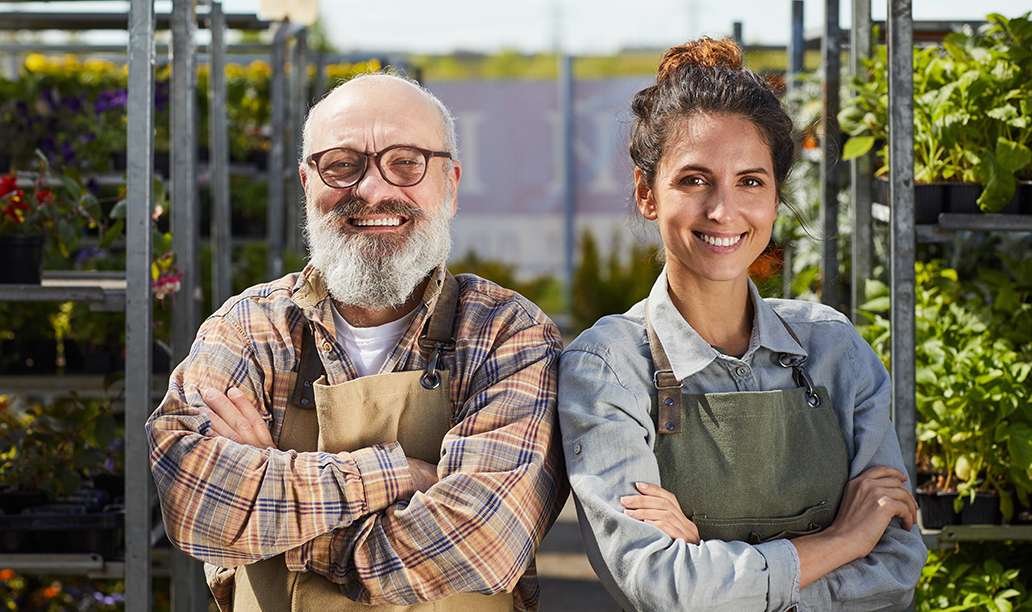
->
[332,307,418,377]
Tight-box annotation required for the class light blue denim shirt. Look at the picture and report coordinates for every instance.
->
[558,268,927,612]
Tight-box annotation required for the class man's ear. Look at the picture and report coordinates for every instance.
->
[634,168,657,220]
[299,165,309,192]
[446,160,461,217]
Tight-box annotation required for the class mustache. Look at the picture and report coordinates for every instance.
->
[325,197,427,221]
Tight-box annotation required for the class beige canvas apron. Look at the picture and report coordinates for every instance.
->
[645,304,850,544]
[232,273,514,612]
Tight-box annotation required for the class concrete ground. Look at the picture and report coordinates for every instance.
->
[536,498,622,612]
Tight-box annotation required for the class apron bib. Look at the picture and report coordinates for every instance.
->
[645,303,850,543]
[232,273,513,612]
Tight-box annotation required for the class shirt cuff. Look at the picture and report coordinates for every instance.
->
[350,441,417,515]
[756,539,801,612]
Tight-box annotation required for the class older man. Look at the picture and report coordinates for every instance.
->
[147,73,566,612]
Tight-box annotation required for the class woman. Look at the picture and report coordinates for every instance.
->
[557,38,927,611]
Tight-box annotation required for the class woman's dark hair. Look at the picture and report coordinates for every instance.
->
[630,37,796,201]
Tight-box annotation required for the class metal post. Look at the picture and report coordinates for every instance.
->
[170,0,208,609]
[559,54,575,315]
[125,0,154,609]
[888,0,917,486]
[850,0,874,321]
[171,0,199,348]
[789,0,805,82]
[733,21,743,47]
[820,0,841,312]
[209,2,232,307]
[267,22,288,281]
[287,29,308,256]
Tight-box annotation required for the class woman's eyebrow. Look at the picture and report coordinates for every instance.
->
[737,167,770,176]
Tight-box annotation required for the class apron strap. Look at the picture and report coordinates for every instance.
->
[418,270,460,390]
[643,300,682,434]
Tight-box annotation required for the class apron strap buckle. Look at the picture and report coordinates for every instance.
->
[420,339,455,390]
[778,354,821,407]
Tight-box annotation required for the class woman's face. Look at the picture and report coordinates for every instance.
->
[636,113,778,291]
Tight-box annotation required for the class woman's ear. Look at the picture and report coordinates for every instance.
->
[634,168,657,220]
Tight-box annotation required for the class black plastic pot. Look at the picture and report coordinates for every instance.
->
[0,505,124,559]
[0,233,45,284]
[917,490,958,529]
[874,178,1029,223]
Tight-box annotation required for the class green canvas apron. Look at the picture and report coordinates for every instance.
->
[645,304,850,544]
[231,273,514,612]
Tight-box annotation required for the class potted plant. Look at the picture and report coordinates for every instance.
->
[840,12,1032,217]
[858,258,1032,527]
[0,153,116,284]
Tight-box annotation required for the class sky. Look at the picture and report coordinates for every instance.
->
[10,0,1032,55]
[14,0,1032,54]
[220,0,1032,55]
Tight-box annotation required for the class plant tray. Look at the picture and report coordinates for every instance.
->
[874,178,1031,224]
[0,506,124,560]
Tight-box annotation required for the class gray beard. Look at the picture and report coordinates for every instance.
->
[304,198,453,310]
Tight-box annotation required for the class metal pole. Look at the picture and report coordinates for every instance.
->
[850,0,874,321]
[209,2,232,307]
[820,0,841,312]
[559,54,575,317]
[733,21,743,47]
[888,0,917,486]
[267,22,288,281]
[287,29,308,256]
[125,0,154,609]
[789,0,805,82]
[170,0,208,608]
[171,0,199,348]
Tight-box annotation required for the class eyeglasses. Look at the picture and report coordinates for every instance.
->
[307,145,452,189]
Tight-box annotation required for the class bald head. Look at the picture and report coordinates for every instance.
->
[300,73,458,169]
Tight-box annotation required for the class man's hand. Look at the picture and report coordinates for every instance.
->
[406,457,440,493]
[621,481,701,544]
[199,386,278,450]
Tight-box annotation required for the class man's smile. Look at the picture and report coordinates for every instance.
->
[350,215,408,228]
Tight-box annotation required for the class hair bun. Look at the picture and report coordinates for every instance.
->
[657,37,743,83]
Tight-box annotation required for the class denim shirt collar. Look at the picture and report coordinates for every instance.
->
[646,266,808,382]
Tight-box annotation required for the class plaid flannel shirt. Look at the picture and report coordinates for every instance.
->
[147,264,567,611]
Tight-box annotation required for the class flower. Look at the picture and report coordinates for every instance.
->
[151,252,183,304]
[0,153,109,259]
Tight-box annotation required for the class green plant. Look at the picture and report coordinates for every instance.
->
[840,13,1032,212]
[0,153,116,258]
[571,229,662,334]
[0,394,123,500]
[918,543,1032,612]
[858,259,1032,518]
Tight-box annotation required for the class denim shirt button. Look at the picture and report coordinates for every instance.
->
[573,443,582,455]
[735,365,749,377]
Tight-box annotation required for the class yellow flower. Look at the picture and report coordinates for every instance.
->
[24,53,46,72]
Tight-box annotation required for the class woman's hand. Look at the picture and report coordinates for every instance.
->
[621,482,700,544]
[795,464,918,588]
[198,386,278,450]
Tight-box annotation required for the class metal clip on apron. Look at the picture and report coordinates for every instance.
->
[233,272,514,612]
[644,303,850,544]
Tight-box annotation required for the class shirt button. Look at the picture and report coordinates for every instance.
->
[735,365,749,377]
[573,443,581,455]
[322,341,333,352]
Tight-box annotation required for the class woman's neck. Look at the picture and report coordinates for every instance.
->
[666,271,754,357]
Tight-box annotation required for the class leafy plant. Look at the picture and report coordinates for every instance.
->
[858,259,1032,518]
[840,13,1032,213]
[0,394,123,501]
[918,543,1032,612]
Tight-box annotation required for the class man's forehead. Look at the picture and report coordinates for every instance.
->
[313,76,444,146]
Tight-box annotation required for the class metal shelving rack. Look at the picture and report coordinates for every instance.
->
[838,0,1032,557]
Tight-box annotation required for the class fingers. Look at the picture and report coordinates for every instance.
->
[196,386,275,449]
[621,482,700,544]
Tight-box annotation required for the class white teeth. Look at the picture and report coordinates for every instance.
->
[353,217,402,227]
[700,233,742,247]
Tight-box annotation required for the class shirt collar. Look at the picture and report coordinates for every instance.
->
[646,266,807,381]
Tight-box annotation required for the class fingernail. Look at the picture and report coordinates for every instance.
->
[202,388,218,400]
[624,509,636,517]
[227,387,242,399]
[636,482,648,491]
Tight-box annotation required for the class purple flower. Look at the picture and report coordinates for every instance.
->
[61,141,76,163]
[40,135,56,152]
